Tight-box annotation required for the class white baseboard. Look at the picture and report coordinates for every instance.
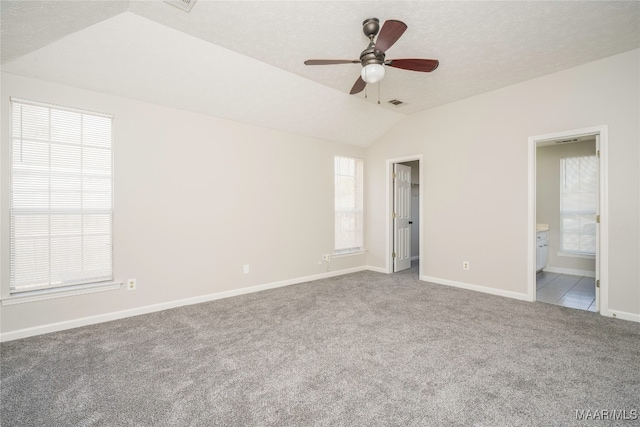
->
[608,309,640,323]
[421,275,530,302]
[6,266,631,342]
[542,266,596,278]
[0,266,370,342]
[365,265,388,274]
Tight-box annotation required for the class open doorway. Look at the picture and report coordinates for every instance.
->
[386,156,422,277]
[528,126,609,314]
[536,136,597,311]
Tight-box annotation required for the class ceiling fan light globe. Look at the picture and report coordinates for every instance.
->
[361,63,385,84]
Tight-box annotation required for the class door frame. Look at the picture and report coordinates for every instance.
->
[527,125,609,315]
[386,155,423,277]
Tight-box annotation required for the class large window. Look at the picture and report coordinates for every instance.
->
[334,156,363,253]
[10,98,113,294]
[560,155,597,255]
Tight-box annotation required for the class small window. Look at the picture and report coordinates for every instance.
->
[560,155,597,255]
[10,98,114,294]
[334,156,364,253]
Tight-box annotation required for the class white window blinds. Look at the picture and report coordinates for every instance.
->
[334,156,363,253]
[10,98,113,293]
[560,155,597,255]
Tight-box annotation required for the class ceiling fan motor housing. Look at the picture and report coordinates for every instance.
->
[360,46,385,66]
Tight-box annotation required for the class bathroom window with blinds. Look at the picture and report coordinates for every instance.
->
[10,98,113,294]
[334,156,363,253]
[560,155,597,255]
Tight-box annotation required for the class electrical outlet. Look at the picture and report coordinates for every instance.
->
[322,254,331,262]
[463,261,470,271]
[243,264,250,274]
[127,278,137,291]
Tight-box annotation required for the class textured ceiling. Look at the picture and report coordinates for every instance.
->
[2,1,639,146]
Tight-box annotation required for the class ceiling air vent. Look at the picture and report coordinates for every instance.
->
[388,99,405,106]
[164,0,197,12]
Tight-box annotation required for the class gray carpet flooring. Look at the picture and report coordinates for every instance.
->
[2,263,639,426]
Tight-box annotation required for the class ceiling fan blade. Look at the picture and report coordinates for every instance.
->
[375,20,407,53]
[304,59,360,65]
[350,76,366,94]
[386,59,439,72]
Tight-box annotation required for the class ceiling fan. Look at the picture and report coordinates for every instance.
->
[304,18,439,95]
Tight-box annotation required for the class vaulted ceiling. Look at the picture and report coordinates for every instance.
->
[2,1,639,146]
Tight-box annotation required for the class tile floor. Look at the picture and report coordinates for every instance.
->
[536,271,597,312]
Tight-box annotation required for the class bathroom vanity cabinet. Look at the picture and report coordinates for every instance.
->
[536,230,549,272]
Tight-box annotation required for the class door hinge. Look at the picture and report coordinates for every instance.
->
[596,215,600,223]
[596,279,600,288]
[392,172,397,179]
[393,212,397,218]
[392,252,396,259]
[597,150,600,158]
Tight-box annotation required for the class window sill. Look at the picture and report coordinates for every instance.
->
[1,281,122,306]
[557,251,595,260]
[333,249,367,258]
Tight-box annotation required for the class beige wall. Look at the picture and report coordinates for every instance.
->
[0,73,366,335]
[537,140,596,272]
[365,49,640,316]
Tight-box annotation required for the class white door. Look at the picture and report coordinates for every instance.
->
[394,164,412,272]
[595,135,600,311]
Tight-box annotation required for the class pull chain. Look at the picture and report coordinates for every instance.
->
[378,81,381,104]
